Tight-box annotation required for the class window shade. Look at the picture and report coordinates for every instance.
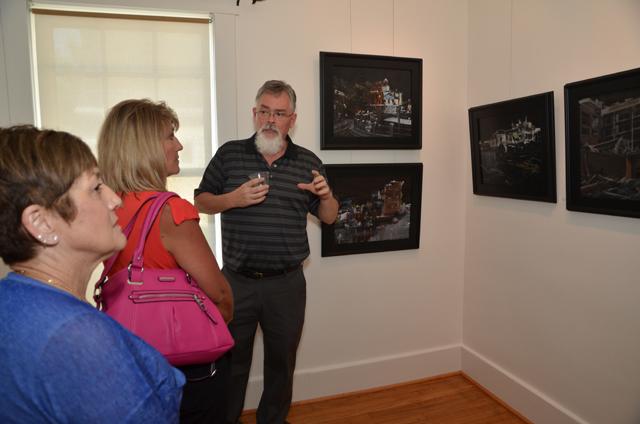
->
[32,10,213,173]
[32,9,218,256]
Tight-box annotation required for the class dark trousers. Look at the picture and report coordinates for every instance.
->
[222,267,306,424]
[178,357,229,423]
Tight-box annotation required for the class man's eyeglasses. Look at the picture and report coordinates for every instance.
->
[256,109,293,121]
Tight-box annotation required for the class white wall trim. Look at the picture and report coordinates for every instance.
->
[243,344,462,409]
[0,0,35,124]
[29,0,240,16]
[462,346,588,424]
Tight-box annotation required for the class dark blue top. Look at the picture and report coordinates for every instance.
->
[0,272,185,423]
[195,135,327,271]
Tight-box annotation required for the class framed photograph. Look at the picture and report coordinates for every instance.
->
[320,51,422,150]
[565,67,640,218]
[321,163,423,257]
[468,92,556,202]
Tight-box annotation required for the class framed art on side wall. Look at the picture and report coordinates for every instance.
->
[320,51,422,150]
[565,67,640,218]
[468,91,556,202]
[321,163,422,257]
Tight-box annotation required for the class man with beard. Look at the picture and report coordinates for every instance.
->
[195,80,339,424]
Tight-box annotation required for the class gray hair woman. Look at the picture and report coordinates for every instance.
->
[0,125,184,423]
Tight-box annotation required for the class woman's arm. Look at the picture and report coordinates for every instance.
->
[159,206,233,323]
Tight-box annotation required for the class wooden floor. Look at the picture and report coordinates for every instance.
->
[240,373,529,424]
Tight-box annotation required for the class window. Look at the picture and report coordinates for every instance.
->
[31,7,217,249]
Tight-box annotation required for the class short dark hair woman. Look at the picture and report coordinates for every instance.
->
[0,125,184,423]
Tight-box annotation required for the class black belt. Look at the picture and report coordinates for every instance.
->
[235,264,300,279]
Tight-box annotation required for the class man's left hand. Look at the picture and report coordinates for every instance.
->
[297,170,333,201]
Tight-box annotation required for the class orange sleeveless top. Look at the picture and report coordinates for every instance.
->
[109,191,200,273]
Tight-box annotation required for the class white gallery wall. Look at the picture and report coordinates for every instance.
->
[464,1,640,423]
[1,1,639,423]
[220,0,468,406]
[0,0,467,411]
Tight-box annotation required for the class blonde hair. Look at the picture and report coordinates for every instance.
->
[98,99,179,193]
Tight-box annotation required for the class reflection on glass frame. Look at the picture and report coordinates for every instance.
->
[565,67,640,218]
[468,92,556,203]
[320,51,422,150]
[321,163,422,257]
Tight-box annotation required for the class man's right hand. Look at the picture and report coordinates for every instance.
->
[233,178,269,207]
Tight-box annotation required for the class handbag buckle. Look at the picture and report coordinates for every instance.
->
[127,263,144,285]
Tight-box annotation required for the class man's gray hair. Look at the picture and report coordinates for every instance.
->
[255,80,297,111]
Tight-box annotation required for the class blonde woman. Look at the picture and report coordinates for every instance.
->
[0,125,184,422]
[98,99,233,423]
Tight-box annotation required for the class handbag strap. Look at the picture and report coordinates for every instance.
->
[93,192,176,305]
[98,196,154,277]
[97,194,159,281]
[128,191,177,282]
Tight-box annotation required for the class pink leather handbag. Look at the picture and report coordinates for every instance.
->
[94,192,234,366]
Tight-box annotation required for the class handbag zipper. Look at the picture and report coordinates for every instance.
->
[194,295,219,325]
[134,292,194,300]
[129,291,219,325]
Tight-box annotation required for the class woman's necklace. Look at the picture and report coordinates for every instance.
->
[12,268,84,301]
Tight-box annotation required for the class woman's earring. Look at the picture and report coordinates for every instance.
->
[43,234,59,245]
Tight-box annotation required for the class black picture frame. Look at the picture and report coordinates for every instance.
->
[468,92,556,202]
[321,163,423,257]
[320,51,422,150]
[565,67,640,219]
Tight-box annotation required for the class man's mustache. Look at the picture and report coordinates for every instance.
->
[260,124,279,134]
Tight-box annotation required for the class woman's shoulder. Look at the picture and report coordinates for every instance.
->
[118,191,198,225]
[165,194,199,225]
[0,277,183,423]
[121,191,158,203]
[37,306,185,422]
[38,301,168,372]
[117,191,159,222]
[166,193,195,209]
[0,276,118,350]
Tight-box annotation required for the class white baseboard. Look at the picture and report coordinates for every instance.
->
[461,346,587,424]
[243,344,587,423]
[243,344,462,409]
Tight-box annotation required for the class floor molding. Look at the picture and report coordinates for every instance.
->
[243,371,526,420]
[461,346,587,424]
[242,344,588,424]
[243,344,461,409]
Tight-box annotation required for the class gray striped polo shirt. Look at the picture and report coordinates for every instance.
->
[195,134,327,272]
